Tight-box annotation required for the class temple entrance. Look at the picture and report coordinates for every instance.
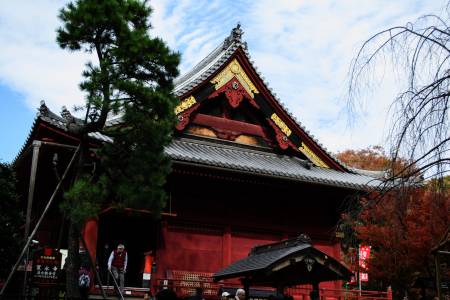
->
[97,208,158,288]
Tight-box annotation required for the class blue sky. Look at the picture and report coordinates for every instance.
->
[0,0,446,162]
[0,83,34,162]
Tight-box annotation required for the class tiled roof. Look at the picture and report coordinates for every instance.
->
[173,25,248,97]
[37,101,113,143]
[14,101,112,163]
[350,167,388,179]
[16,103,380,189]
[18,26,355,174]
[166,137,381,190]
[213,235,353,283]
[173,24,349,171]
[214,242,310,280]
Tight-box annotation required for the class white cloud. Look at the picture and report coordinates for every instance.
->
[0,1,92,114]
[242,0,445,152]
[0,0,446,153]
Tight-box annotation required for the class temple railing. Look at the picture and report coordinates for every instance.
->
[285,286,392,300]
[154,275,392,300]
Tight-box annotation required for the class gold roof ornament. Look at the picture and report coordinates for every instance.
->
[298,142,329,168]
[174,96,197,115]
[210,59,259,98]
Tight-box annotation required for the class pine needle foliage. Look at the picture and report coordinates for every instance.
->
[56,0,179,296]
[0,163,23,279]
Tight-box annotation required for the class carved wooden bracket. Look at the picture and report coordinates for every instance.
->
[209,76,259,109]
[214,128,241,141]
[268,119,296,150]
[175,103,200,130]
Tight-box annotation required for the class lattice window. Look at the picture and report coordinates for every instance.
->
[170,270,219,297]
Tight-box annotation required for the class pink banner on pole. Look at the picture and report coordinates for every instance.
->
[359,245,371,282]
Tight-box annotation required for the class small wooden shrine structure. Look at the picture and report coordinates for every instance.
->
[214,234,353,299]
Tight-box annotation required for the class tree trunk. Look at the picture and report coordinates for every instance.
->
[66,221,81,299]
[65,138,88,299]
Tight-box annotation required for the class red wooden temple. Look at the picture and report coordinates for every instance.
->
[13,25,384,299]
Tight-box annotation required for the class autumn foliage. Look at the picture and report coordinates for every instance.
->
[336,146,414,177]
[337,147,450,296]
[358,188,448,290]
[337,146,391,171]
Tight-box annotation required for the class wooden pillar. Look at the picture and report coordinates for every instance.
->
[22,141,41,297]
[242,277,250,300]
[276,284,284,296]
[223,226,231,267]
[311,282,319,300]
[156,220,169,280]
[25,140,41,239]
[333,242,342,291]
[161,220,168,247]
[82,217,99,263]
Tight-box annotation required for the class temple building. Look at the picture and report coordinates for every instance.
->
[14,25,380,298]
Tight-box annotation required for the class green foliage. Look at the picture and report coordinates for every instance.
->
[57,2,179,294]
[0,163,23,278]
[100,110,173,214]
[57,0,180,122]
[61,176,107,228]
[56,0,180,217]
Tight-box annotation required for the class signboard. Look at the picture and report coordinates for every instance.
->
[360,273,369,282]
[32,247,62,286]
[359,245,371,282]
[335,231,345,238]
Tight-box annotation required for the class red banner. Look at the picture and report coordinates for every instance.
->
[359,245,371,282]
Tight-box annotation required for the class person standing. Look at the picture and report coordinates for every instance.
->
[235,289,245,300]
[221,291,231,300]
[108,244,128,294]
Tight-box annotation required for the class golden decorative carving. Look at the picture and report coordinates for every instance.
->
[187,126,217,138]
[270,113,291,137]
[298,142,329,168]
[210,59,259,98]
[235,135,260,146]
[175,96,197,115]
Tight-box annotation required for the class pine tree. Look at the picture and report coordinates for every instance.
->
[56,0,180,297]
[0,163,23,279]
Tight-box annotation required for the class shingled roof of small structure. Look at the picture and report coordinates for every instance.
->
[173,24,349,171]
[213,234,353,283]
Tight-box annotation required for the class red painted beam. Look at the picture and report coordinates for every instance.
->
[191,113,268,138]
[98,206,177,217]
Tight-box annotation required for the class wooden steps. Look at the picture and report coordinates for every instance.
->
[89,285,150,299]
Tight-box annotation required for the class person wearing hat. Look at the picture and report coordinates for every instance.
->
[108,244,128,293]
[221,291,231,300]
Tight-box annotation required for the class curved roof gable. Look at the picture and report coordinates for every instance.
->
[173,24,349,172]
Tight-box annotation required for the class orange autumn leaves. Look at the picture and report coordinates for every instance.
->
[336,146,449,288]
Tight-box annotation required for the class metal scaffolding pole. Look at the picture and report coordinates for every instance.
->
[0,144,80,298]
